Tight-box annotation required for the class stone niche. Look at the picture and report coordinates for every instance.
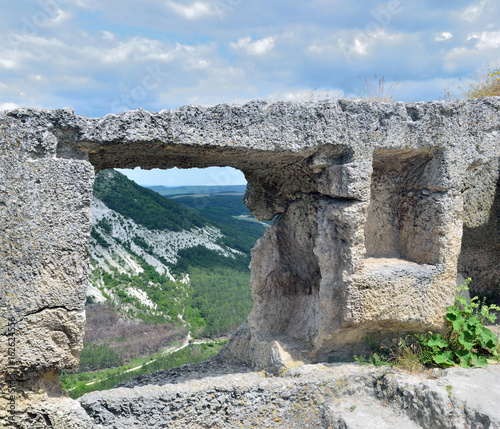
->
[0,98,499,426]
[324,147,466,359]
[365,149,444,264]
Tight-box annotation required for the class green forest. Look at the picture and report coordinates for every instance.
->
[93,170,208,231]
[172,193,269,254]
[62,342,225,399]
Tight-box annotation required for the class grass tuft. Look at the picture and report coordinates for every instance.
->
[358,74,400,102]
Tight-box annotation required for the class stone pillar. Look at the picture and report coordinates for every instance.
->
[0,111,94,427]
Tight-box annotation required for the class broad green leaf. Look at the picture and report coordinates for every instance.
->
[453,318,465,331]
[468,316,480,326]
[456,350,472,368]
[458,331,474,350]
[479,327,498,349]
[434,351,455,368]
[428,334,448,349]
[486,313,497,323]
[472,355,488,368]
[446,310,461,322]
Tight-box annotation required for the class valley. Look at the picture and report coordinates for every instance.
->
[62,169,266,398]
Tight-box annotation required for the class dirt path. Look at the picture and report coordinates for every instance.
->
[69,332,221,390]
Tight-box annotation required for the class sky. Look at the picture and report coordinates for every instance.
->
[1,0,499,186]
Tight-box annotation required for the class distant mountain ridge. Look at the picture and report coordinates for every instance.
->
[147,184,246,196]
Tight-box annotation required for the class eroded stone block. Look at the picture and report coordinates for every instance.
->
[0,99,499,424]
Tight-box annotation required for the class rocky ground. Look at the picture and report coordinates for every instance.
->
[78,358,500,429]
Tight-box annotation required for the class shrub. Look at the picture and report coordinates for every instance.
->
[361,279,499,371]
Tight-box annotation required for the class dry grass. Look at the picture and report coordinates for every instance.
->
[392,344,426,373]
[359,74,400,102]
[384,336,429,374]
[463,64,500,98]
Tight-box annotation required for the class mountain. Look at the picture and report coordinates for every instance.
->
[88,170,266,338]
[170,193,271,254]
[147,184,247,196]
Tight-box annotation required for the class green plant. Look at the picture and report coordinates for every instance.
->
[426,279,499,368]
[441,63,500,100]
[354,352,390,367]
[445,384,453,398]
[357,279,499,371]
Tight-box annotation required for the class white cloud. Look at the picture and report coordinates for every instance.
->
[445,30,500,70]
[47,9,72,26]
[7,34,66,50]
[435,32,453,42]
[94,38,197,64]
[266,88,344,102]
[2,0,500,118]
[70,0,101,9]
[229,36,275,55]
[468,31,500,50]
[0,58,18,69]
[102,31,116,41]
[308,44,324,54]
[461,0,487,22]
[165,1,216,19]
[311,28,404,61]
[0,102,20,110]
[352,36,369,55]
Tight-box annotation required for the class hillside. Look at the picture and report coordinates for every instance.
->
[88,170,265,337]
[170,193,270,254]
[93,170,208,232]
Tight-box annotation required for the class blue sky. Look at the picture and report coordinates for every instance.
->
[1,0,499,186]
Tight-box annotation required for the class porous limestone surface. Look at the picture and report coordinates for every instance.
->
[459,157,500,301]
[0,109,94,425]
[79,361,500,429]
[1,99,499,425]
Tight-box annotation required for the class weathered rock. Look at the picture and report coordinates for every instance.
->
[1,370,93,428]
[1,98,500,425]
[79,360,500,429]
[459,157,500,301]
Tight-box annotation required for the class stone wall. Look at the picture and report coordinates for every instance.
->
[0,98,499,425]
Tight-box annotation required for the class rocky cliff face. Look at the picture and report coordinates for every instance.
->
[1,98,499,426]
